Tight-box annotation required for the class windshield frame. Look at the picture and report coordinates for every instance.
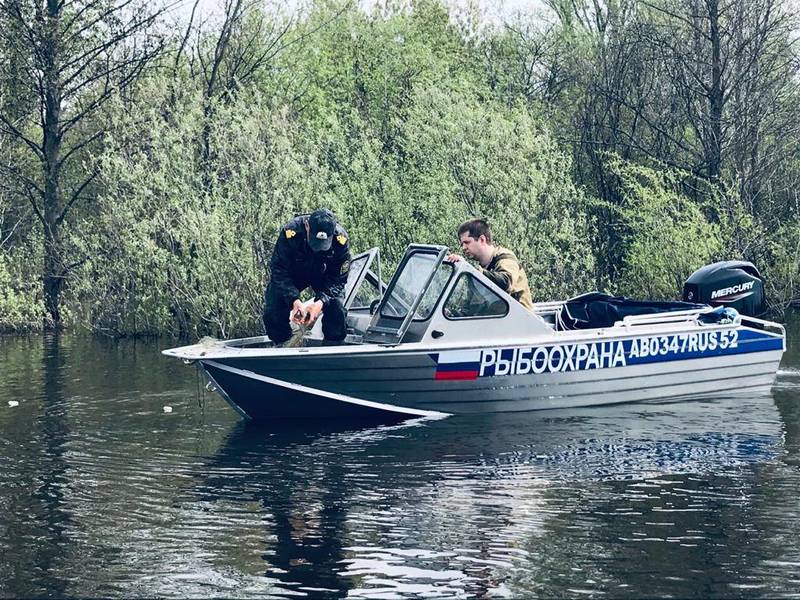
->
[364,244,448,345]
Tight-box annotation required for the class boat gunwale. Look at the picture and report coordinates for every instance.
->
[163,320,784,362]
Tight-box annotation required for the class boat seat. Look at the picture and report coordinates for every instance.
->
[558,292,706,330]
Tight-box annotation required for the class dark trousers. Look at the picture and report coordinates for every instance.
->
[262,283,347,344]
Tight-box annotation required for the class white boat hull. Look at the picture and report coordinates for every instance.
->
[188,325,785,420]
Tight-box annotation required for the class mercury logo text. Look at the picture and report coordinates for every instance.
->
[710,281,754,299]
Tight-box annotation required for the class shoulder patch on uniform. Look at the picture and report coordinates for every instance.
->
[340,260,351,274]
[285,228,296,239]
[336,234,347,245]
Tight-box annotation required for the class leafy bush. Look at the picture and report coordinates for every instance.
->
[0,241,46,331]
[606,160,724,299]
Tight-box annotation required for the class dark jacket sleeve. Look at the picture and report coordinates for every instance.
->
[269,232,300,305]
[315,243,351,308]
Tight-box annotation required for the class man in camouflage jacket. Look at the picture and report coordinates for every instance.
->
[448,218,533,310]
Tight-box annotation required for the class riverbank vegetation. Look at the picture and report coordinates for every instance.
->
[1,0,798,337]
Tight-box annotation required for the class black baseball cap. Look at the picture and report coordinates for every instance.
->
[307,208,337,252]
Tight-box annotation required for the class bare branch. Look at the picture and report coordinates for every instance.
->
[641,0,714,42]
[56,169,99,226]
[61,9,165,92]
[0,116,44,160]
[62,0,140,47]
[173,0,201,78]
[57,128,104,170]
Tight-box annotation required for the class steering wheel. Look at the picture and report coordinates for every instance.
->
[369,298,381,315]
[381,299,403,317]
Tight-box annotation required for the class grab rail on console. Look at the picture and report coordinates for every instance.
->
[531,301,566,315]
[614,307,718,328]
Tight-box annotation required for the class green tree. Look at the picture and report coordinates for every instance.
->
[0,0,165,327]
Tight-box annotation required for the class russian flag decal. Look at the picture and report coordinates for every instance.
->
[433,350,482,380]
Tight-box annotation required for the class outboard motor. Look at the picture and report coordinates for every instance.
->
[682,261,765,317]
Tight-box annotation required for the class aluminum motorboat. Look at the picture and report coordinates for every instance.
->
[163,245,787,420]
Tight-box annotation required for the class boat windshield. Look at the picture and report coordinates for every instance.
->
[381,252,440,319]
[414,262,452,319]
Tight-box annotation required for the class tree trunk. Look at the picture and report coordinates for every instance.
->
[42,0,64,328]
[707,0,723,181]
[43,234,63,328]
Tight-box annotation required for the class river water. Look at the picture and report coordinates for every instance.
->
[1,314,799,598]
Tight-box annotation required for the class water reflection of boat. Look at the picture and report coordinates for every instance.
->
[189,420,423,598]
[186,393,786,598]
[164,246,786,420]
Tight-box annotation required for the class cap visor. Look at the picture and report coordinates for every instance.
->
[309,237,333,252]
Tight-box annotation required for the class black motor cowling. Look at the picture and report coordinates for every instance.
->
[682,261,765,317]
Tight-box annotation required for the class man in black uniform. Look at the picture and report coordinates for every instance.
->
[263,208,351,345]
